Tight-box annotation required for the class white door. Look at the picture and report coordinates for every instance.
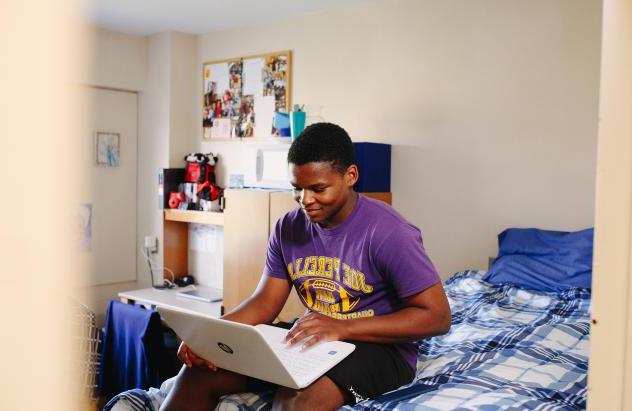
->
[79,86,138,286]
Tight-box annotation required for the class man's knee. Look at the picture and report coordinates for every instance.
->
[272,378,347,411]
[161,366,250,411]
[173,365,249,395]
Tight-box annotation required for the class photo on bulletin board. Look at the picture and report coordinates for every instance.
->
[202,50,291,140]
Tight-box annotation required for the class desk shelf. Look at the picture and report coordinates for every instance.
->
[164,209,225,226]
[163,210,224,282]
[119,286,223,318]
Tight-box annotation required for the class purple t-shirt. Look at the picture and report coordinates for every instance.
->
[263,194,440,370]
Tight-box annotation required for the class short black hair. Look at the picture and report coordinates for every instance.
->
[287,122,355,173]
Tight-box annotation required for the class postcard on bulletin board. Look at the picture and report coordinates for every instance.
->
[202,50,291,140]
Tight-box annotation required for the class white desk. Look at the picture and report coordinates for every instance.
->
[119,285,223,318]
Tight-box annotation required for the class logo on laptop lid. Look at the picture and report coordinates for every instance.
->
[218,342,234,354]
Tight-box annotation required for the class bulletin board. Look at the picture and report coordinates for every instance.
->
[202,50,291,140]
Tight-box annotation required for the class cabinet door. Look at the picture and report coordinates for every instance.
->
[223,190,271,313]
[270,191,307,322]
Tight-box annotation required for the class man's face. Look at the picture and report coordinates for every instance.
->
[289,161,358,228]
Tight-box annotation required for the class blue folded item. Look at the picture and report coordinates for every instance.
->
[98,300,177,397]
[483,227,594,292]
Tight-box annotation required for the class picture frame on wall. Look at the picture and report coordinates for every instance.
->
[96,131,120,167]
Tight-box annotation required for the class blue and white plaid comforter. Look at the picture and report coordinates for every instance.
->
[349,270,591,411]
[106,270,591,411]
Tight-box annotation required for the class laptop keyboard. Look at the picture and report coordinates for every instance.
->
[255,324,350,384]
[273,346,329,377]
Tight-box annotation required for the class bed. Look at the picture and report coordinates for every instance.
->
[105,228,592,411]
[345,269,590,410]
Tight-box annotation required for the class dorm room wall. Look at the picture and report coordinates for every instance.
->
[77,28,200,322]
[80,29,202,320]
[197,0,601,279]
[77,27,148,323]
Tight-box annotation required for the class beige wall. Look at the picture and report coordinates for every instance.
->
[137,32,171,290]
[169,32,198,168]
[587,0,632,408]
[82,27,147,91]
[197,0,601,278]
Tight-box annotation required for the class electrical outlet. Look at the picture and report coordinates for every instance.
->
[144,235,158,254]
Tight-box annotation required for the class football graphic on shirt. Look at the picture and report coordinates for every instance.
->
[297,278,359,314]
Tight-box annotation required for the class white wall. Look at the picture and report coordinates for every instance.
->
[137,32,172,290]
[169,32,198,167]
[196,0,601,279]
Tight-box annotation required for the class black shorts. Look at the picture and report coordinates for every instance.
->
[247,321,415,404]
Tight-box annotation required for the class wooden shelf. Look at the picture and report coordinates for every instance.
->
[164,209,225,226]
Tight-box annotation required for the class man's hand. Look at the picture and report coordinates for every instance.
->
[177,342,217,371]
[284,312,348,350]
[283,283,451,347]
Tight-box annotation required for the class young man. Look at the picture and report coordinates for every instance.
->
[161,123,451,411]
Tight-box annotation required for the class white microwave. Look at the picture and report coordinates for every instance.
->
[244,147,292,189]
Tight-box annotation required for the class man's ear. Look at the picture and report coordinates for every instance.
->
[345,165,359,187]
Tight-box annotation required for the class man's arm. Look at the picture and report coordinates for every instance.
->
[222,275,292,325]
[285,282,451,348]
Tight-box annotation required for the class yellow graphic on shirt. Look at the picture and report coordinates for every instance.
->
[288,256,375,319]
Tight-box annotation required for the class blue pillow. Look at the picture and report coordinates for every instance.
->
[482,228,593,292]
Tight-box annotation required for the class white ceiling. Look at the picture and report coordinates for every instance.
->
[83,0,375,36]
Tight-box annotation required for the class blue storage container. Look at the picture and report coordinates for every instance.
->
[353,142,391,192]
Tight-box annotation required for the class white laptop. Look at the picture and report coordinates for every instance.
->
[158,306,355,389]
